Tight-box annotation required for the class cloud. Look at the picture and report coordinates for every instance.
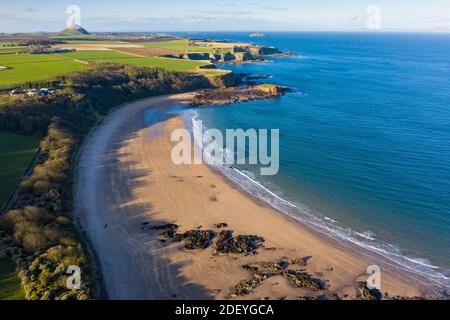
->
[24,7,38,13]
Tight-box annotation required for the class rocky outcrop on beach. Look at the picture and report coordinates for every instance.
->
[214,230,265,256]
[151,223,265,255]
[190,84,291,107]
[357,282,383,300]
[228,258,326,299]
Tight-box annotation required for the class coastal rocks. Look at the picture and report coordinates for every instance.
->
[229,258,327,299]
[248,46,281,56]
[151,223,265,254]
[151,223,216,250]
[214,223,228,229]
[288,256,311,267]
[190,85,290,107]
[283,270,326,291]
[151,223,179,239]
[175,230,216,250]
[357,282,383,300]
[214,230,265,256]
[229,273,271,298]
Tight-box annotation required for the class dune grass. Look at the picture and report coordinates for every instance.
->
[0,131,41,209]
[0,259,25,300]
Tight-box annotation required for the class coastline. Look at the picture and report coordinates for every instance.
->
[74,93,436,300]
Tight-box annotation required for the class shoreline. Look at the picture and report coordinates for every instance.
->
[75,93,438,300]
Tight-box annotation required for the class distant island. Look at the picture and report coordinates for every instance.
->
[250,33,267,37]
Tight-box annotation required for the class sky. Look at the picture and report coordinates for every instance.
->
[1,0,450,33]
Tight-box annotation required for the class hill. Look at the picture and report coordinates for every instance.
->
[59,25,90,35]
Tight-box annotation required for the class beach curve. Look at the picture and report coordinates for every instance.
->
[74,93,434,300]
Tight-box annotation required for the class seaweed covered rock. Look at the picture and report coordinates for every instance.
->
[214,223,228,229]
[358,282,383,300]
[230,258,326,299]
[175,230,216,250]
[151,224,216,250]
[283,270,326,291]
[214,230,265,256]
[229,273,271,299]
[288,256,311,267]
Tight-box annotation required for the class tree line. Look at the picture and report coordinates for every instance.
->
[0,63,212,299]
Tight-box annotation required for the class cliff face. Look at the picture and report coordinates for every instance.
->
[178,44,284,64]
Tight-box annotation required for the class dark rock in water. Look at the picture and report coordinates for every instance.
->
[214,230,265,256]
[358,282,383,300]
[175,230,216,250]
[283,270,326,291]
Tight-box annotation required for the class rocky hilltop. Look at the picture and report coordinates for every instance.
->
[59,25,90,35]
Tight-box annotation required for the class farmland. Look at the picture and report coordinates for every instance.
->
[0,54,86,88]
[60,51,208,72]
[140,39,213,53]
[0,131,41,209]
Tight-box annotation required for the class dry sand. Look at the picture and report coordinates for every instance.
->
[75,93,433,300]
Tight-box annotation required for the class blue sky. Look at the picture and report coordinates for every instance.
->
[1,0,450,33]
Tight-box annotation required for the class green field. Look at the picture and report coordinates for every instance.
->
[61,50,136,61]
[0,54,86,88]
[0,259,25,300]
[61,51,207,72]
[0,95,12,106]
[141,39,213,53]
[0,42,212,88]
[0,131,41,209]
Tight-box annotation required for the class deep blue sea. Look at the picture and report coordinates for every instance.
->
[176,32,450,288]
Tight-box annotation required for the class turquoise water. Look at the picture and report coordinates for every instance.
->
[179,32,450,288]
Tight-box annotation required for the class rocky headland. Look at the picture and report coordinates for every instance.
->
[190,84,291,107]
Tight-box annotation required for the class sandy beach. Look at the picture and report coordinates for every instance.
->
[75,93,433,300]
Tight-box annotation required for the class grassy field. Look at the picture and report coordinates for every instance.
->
[0,95,12,106]
[60,50,136,61]
[61,51,208,72]
[114,56,207,72]
[0,54,86,88]
[0,259,25,300]
[0,131,41,209]
[141,39,213,53]
[0,41,214,88]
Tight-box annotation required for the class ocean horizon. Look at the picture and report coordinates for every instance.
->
[178,32,450,289]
